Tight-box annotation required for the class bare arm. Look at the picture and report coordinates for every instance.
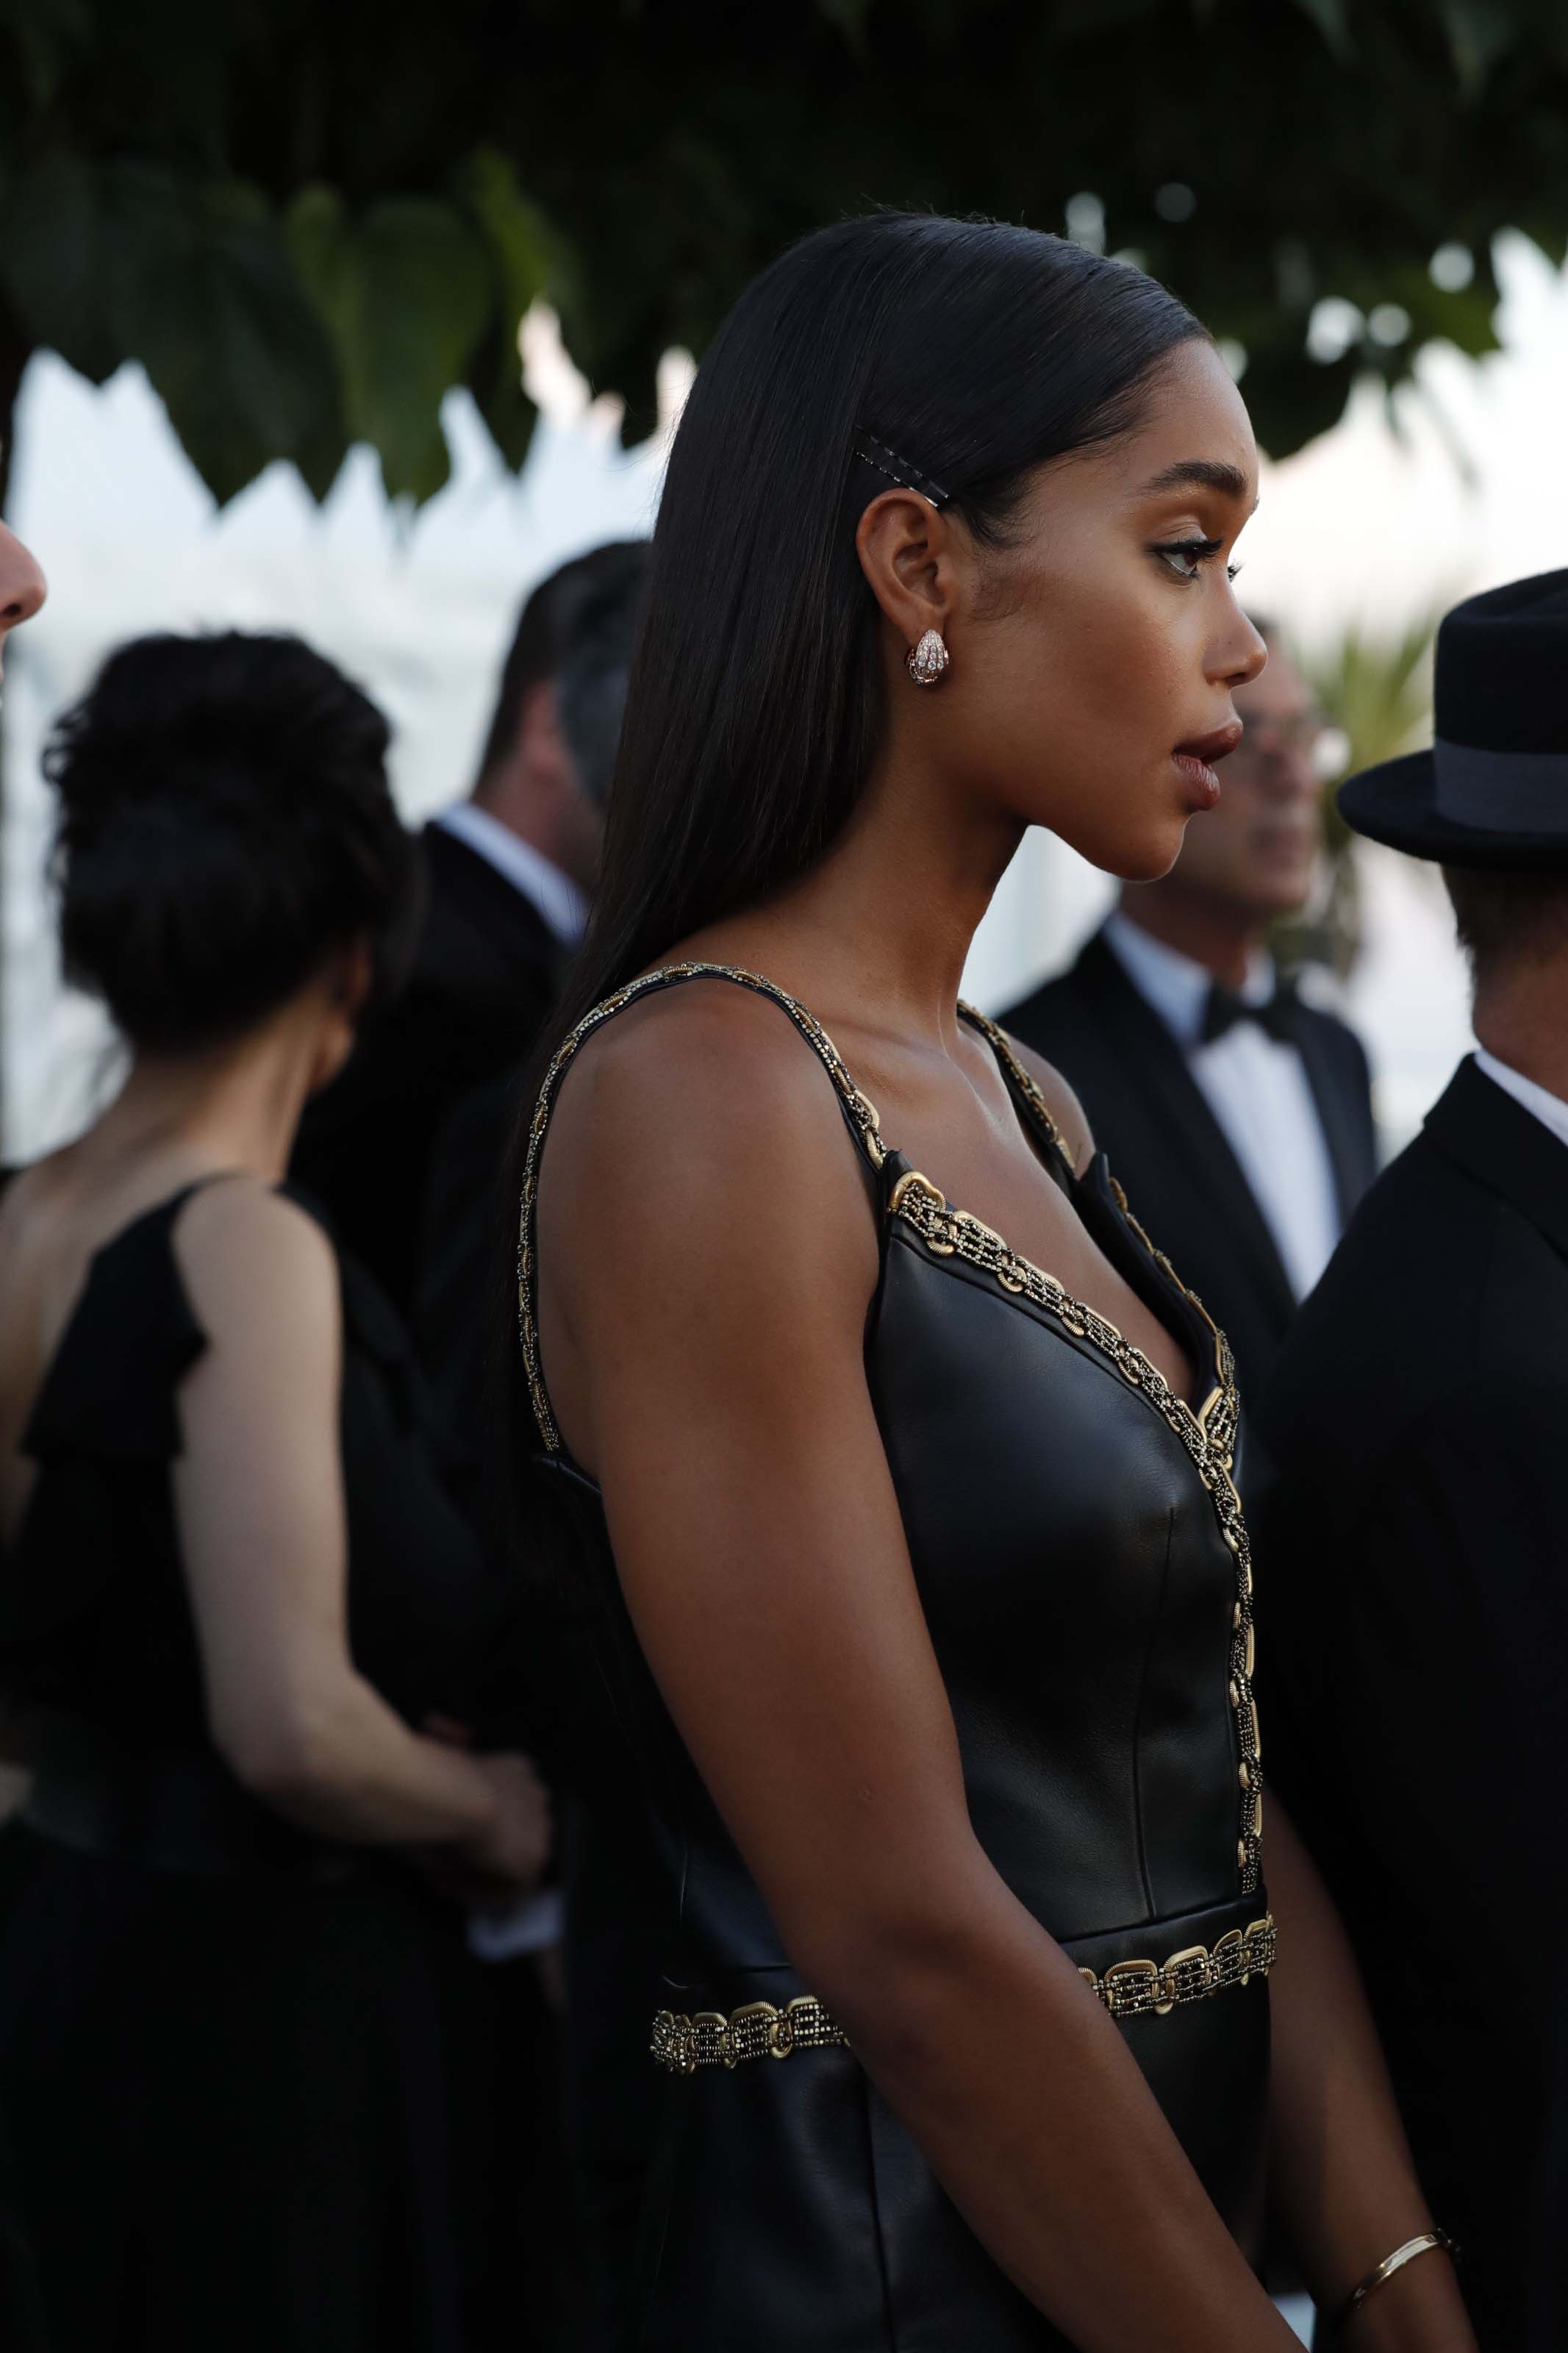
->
[1267,1802,1474,2347]
[540,986,1297,2352]
[172,1182,547,1882]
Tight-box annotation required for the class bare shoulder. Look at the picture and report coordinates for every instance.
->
[991,1027,1095,1174]
[172,1179,340,1351]
[546,976,869,1190]
[539,976,880,1293]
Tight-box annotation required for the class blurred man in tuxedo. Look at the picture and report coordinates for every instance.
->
[1000,621,1376,1399]
[293,539,648,1316]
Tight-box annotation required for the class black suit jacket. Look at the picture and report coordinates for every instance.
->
[1000,928,1377,1402]
[292,822,562,1318]
[419,1076,669,2345]
[1254,1059,1568,2350]
[415,1063,528,1507]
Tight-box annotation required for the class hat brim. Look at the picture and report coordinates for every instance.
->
[1337,749,1568,869]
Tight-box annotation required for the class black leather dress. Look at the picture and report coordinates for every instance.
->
[519,965,1272,2351]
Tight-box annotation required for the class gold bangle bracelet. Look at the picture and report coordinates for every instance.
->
[1331,2229,1458,2334]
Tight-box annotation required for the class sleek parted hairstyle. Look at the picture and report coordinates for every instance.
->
[498,215,1208,1535]
[46,631,418,1052]
[545,211,1205,1044]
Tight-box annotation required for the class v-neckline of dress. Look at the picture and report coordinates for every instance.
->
[515,961,1263,1896]
[883,1154,1231,1438]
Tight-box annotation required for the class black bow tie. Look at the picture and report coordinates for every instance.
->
[1200,976,1299,1046]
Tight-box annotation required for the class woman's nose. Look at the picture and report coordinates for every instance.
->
[0,524,48,632]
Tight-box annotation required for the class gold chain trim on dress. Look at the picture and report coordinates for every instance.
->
[518,966,1261,1896]
[1078,1915,1275,2021]
[888,1166,1263,1896]
[1109,1172,1243,1474]
[517,963,887,1457]
[650,1918,1276,2071]
[958,1002,1073,1165]
[651,1993,848,2073]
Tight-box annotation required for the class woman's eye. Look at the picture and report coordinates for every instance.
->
[1155,538,1221,581]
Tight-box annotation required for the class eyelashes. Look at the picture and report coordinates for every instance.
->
[1153,538,1243,585]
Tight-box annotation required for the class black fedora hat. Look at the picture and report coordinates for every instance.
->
[1337,568,1568,869]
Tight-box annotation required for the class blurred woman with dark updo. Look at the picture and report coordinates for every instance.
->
[0,632,551,2353]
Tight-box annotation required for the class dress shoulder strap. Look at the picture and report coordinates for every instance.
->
[21,1178,235,1467]
[518,962,888,1456]
[957,1002,1078,1193]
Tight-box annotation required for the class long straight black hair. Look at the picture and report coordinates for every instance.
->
[500,213,1205,1511]
[548,212,1204,1049]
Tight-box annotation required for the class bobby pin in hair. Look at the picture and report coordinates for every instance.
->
[851,431,951,510]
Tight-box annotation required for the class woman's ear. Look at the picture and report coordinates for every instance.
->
[305,938,376,1097]
[853,488,956,652]
[335,936,376,1024]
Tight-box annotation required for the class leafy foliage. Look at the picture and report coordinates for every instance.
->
[2,0,1566,504]
[1279,609,1441,973]
[1305,609,1440,790]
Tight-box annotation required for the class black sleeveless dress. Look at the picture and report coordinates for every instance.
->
[518,965,1272,2352]
[0,1181,520,2353]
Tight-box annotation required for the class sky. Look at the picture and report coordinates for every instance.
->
[4,233,1566,1157]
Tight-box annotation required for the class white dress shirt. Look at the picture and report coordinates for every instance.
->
[434,801,588,946]
[1472,1048,1568,1154]
[1103,912,1344,1302]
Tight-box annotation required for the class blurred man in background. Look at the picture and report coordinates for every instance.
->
[1256,570,1568,2349]
[293,540,648,1316]
[1000,621,1376,1399]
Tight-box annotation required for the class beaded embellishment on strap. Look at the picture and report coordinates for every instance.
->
[958,1001,1074,1173]
[517,963,887,1459]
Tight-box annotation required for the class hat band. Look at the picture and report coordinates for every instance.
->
[1433,738,1568,834]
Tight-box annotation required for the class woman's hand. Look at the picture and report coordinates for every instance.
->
[458,1752,553,1893]
[1264,1804,1479,2352]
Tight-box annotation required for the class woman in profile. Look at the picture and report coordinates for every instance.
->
[0,633,548,2352]
[515,216,1477,2349]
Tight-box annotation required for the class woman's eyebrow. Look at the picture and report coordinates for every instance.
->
[1137,458,1256,507]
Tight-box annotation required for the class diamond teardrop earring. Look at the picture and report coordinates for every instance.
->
[906,629,951,688]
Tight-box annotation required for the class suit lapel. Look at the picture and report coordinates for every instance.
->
[423,823,564,990]
[1424,1056,1568,1268]
[1075,932,1299,1319]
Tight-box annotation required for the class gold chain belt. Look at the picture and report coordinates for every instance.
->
[1078,1914,1276,2021]
[650,1915,1275,2072]
[651,1994,848,2074]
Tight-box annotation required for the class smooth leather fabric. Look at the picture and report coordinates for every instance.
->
[530,971,1269,2349]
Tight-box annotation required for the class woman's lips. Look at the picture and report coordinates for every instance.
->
[1172,721,1244,810]
[1173,752,1221,808]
